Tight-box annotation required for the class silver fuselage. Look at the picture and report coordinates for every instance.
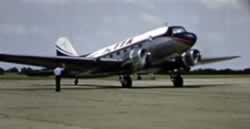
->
[76,37,194,76]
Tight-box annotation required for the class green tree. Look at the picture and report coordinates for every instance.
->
[6,67,19,73]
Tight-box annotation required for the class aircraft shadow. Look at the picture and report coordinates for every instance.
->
[0,83,229,91]
[75,83,228,90]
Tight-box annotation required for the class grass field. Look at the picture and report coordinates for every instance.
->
[1,73,250,81]
[0,73,53,80]
[0,74,250,129]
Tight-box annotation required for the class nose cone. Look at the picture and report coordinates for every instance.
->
[173,32,197,46]
[183,32,197,46]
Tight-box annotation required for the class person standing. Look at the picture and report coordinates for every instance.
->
[54,67,64,92]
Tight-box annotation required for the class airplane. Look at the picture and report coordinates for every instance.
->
[0,25,239,88]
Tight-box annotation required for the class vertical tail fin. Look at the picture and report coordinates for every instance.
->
[56,37,79,56]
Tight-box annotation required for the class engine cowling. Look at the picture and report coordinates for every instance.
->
[182,49,201,67]
[128,49,151,71]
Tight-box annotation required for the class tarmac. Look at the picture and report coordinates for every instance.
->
[0,76,250,129]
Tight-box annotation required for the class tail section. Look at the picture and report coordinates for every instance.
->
[56,37,79,56]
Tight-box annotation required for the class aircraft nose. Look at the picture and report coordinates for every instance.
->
[183,32,197,46]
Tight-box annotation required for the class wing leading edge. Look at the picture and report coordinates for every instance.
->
[198,56,240,65]
[0,53,122,71]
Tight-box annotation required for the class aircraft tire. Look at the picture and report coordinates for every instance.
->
[120,75,132,88]
[74,78,79,86]
[173,75,183,87]
[137,75,142,80]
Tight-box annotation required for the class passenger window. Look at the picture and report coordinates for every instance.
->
[117,51,120,55]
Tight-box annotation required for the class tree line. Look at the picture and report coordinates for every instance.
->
[0,67,51,76]
[0,67,250,76]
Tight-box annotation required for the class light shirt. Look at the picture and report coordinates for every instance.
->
[54,67,64,76]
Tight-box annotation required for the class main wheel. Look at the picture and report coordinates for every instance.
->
[170,71,184,87]
[120,75,132,88]
[172,75,183,87]
[137,74,142,80]
[74,78,79,86]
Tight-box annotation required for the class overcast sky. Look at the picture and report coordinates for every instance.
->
[0,0,249,69]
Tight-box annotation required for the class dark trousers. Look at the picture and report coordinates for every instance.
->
[55,76,61,92]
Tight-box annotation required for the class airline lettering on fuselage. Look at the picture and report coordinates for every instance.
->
[88,38,135,58]
[87,26,168,58]
[114,38,132,50]
[102,38,133,56]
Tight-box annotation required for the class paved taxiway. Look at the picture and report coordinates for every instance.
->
[0,76,250,129]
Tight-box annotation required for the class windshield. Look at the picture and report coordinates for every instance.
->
[172,27,186,35]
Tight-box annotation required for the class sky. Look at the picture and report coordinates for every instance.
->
[0,0,249,69]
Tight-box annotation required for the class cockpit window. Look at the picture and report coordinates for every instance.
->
[164,26,187,36]
[172,27,186,35]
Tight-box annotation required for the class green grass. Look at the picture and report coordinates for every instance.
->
[155,74,250,79]
[0,73,249,81]
[99,74,250,81]
[0,73,53,80]
[183,74,250,78]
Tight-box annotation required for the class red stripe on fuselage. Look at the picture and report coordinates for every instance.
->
[172,37,194,46]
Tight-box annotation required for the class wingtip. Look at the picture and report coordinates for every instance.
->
[232,56,241,59]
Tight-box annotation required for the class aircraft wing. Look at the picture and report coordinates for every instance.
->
[198,56,240,65]
[0,53,123,70]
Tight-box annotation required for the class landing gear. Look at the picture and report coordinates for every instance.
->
[74,77,79,86]
[137,74,142,80]
[120,74,132,88]
[170,70,183,87]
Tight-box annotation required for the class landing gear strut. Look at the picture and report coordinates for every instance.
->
[170,70,183,87]
[74,77,79,86]
[137,74,142,80]
[120,74,132,88]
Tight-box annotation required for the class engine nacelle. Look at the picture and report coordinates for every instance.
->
[129,49,151,71]
[182,49,201,67]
